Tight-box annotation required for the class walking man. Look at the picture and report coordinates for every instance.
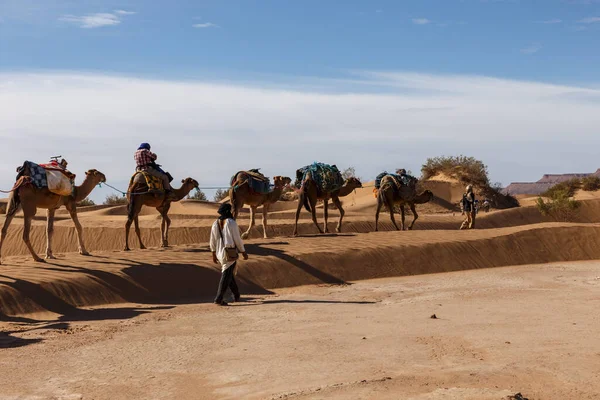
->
[460,184,476,230]
[210,203,248,306]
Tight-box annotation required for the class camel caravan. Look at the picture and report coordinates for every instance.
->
[0,146,438,264]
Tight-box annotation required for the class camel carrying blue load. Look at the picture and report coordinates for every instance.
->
[374,171,416,190]
[230,169,271,194]
[294,162,344,196]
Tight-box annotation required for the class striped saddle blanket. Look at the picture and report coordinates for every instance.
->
[130,171,163,192]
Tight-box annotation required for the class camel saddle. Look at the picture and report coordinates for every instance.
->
[231,169,271,194]
[295,162,343,195]
[130,171,164,193]
[373,172,417,197]
[14,161,75,196]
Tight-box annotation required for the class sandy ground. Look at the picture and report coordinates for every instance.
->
[1,260,600,399]
[2,177,600,399]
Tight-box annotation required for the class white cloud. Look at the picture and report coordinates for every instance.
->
[60,13,121,28]
[578,16,600,23]
[536,19,562,24]
[1,71,599,201]
[193,22,219,28]
[412,18,430,25]
[114,10,136,15]
[520,43,542,54]
[59,10,136,29]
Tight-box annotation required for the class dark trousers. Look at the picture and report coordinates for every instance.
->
[214,262,240,303]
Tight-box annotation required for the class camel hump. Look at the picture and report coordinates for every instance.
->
[231,169,270,194]
[294,162,343,194]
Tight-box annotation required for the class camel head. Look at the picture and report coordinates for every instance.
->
[84,169,107,184]
[180,177,200,191]
[273,176,292,189]
[344,177,363,190]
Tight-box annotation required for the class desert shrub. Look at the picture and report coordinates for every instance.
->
[480,182,520,209]
[103,194,128,206]
[214,189,229,202]
[421,155,489,188]
[421,155,518,210]
[77,198,96,207]
[279,186,297,201]
[341,167,361,181]
[542,178,580,198]
[187,189,208,201]
[581,176,600,191]
[536,189,580,222]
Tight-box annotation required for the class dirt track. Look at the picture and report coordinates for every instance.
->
[2,260,600,399]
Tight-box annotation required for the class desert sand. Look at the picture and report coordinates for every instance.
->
[1,177,600,399]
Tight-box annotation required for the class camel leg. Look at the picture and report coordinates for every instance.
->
[125,200,143,251]
[375,197,383,232]
[386,196,400,231]
[23,212,44,263]
[332,196,344,233]
[45,209,57,259]
[400,205,406,231]
[158,204,171,247]
[261,204,269,239]
[293,196,303,237]
[408,203,419,230]
[66,204,90,256]
[0,194,21,264]
[134,216,146,249]
[308,195,323,234]
[242,206,256,240]
[323,199,329,233]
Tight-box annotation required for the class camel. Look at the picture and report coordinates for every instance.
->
[293,175,362,236]
[0,168,106,264]
[230,173,292,239]
[125,175,199,251]
[375,174,433,231]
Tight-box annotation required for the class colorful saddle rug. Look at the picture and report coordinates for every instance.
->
[295,162,344,195]
[373,172,417,197]
[375,172,416,189]
[130,171,163,192]
[231,169,271,194]
[15,161,75,196]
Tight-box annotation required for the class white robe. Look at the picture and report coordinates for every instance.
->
[209,218,246,272]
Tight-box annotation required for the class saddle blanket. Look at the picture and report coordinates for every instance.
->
[374,172,416,189]
[231,169,271,194]
[130,171,163,192]
[15,161,74,196]
[295,162,343,195]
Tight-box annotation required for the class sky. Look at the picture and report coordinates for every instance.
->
[1,0,600,203]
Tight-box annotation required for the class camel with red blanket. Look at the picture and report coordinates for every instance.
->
[0,161,106,264]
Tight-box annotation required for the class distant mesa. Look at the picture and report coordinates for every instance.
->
[504,169,600,195]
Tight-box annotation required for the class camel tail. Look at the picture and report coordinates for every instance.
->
[6,190,21,216]
[299,180,312,213]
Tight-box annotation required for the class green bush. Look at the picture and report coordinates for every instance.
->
[536,189,580,222]
[187,189,208,200]
[103,194,128,205]
[214,189,229,202]
[77,198,96,207]
[542,178,581,198]
[581,176,600,192]
[421,155,518,209]
[421,155,489,188]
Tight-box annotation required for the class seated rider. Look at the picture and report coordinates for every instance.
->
[134,143,174,195]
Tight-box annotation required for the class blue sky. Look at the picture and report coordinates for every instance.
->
[2,0,600,81]
[1,0,600,202]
